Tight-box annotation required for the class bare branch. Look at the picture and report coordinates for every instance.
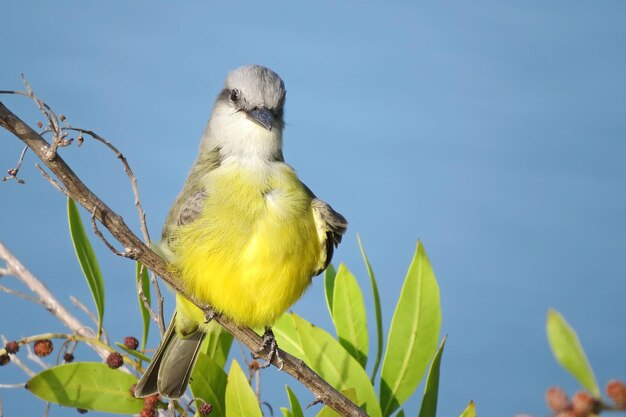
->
[0,99,367,417]
[0,284,46,307]
[0,242,109,360]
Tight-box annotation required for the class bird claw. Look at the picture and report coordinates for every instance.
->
[252,327,284,369]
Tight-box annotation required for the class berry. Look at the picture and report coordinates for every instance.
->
[140,408,155,417]
[607,379,626,408]
[106,352,124,369]
[4,341,19,354]
[143,393,160,408]
[199,401,213,415]
[64,352,75,363]
[0,353,10,366]
[546,386,569,412]
[124,336,139,351]
[33,339,53,357]
[571,391,596,416]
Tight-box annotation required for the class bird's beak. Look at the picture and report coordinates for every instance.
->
[249,107,274,131]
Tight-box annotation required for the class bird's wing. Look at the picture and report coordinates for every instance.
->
[311,197,348,276]
[159,147,221,256]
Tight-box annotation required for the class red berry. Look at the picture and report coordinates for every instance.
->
[33,340,53,357]
[607,379,626,408]
[546,386,569,412]
[5,341,19,354]
[140,408,155,417]
[124,336,139,350]
[106,352,124,369]
[571,391,596,416]
[198,401,213,415]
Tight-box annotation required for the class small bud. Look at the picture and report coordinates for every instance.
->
[77,135,84,146]
[60,114,66,121]
[16,179,25,184]
[64,352,75,363]
[546,386,569,412]
[5,341,19,354]
[36,121,44,128]
[571,391,596,416]
[7,169,17,176]
[124,336,139,351]
[140,408,155,417]
[607,379,626,408]
[33,339,54,357]
[199,401,213,415]
[0,353,10,366]
[106,352,124,369]
[76,409,88,414]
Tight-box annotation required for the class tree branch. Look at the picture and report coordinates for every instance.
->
[0,100,367,417]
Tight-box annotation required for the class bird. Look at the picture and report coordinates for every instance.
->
[134,65,347,399]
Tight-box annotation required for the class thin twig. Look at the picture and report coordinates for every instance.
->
[90,207,131,258]
[0,383,24,389]
[35,164,67,195]
[151,270,166,335]
[0,242,109,360]
[136,269,162,330]
[65,127,151,244]
[0,145,28,183]
[0,284,47,307]
[69,296,109,346]
[1,335,35,377]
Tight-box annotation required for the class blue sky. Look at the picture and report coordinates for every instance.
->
[2,2,626,416]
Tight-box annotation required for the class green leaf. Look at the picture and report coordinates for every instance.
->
[191,353,228,417]
[380,241,441,417]
[135,262,151,352]
[225,360,262,417]
[315,388,358,417]
[281,409,294,417]
[458,401,476,417]
[357,235,384,383]
[114,342,151,362]
[396,411,406,417]
[418,337,447,417]
[291,313,381,417]
[26,362,143,414]
[200,324,234,370]
[546,309,600,396]
[68,198,105,336]
[324,263,337,317]
[285,385,304,417]
[332,263,368,367]
[273,313,306,359]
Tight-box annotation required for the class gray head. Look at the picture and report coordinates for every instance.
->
[218,65,286,131]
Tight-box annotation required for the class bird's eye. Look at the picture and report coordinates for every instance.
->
[230,89,240,102]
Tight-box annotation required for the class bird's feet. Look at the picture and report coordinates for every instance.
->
[252,327,284,370]
[204,307,220,323]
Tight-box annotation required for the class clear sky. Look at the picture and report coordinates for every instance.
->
[2,2,626,416]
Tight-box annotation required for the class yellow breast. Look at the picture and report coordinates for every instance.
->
[170,162,321,328]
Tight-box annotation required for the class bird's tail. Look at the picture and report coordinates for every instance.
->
[134,313,205,399]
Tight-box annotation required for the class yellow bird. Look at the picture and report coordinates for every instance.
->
[135,65,347,399]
